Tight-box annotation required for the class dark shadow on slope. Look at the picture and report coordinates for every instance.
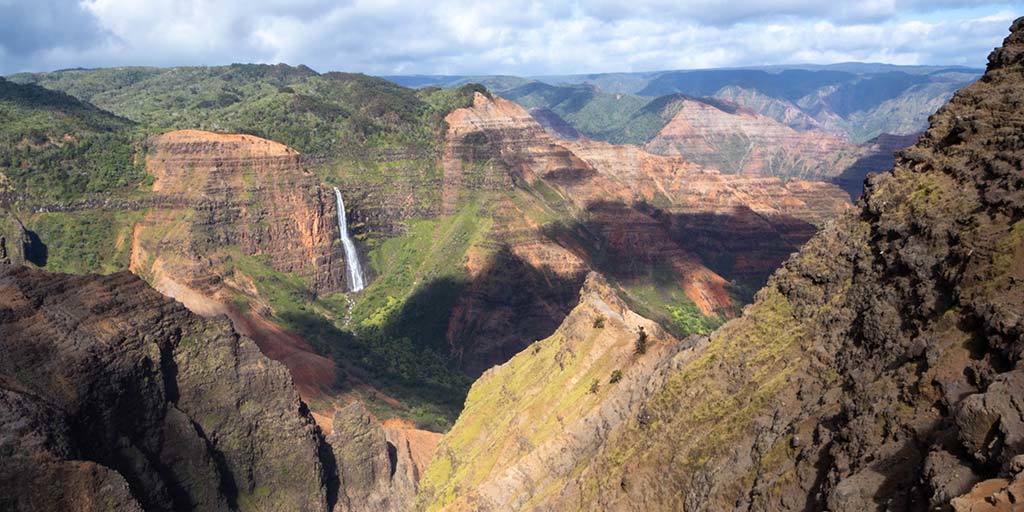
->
[832,133,920,200]
[634,200,820,291]
[24,229,47,267]
[277,245,584,422]
[446,245,586,377]
[543,200,820,294]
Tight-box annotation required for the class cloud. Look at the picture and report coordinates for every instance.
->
[0,0,108,66]
[0,0,1020,75]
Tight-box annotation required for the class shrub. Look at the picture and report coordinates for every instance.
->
[635,326,648,355]
[609,370,623,384]
[593,316,605,329]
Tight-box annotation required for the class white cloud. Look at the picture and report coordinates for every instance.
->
[0,0,1019,75]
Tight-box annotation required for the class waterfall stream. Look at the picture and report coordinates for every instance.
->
[333,187,366,292]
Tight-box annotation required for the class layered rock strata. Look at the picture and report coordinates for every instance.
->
[132,129,345,304]
[644,96,865,178]
[0,265,329,511]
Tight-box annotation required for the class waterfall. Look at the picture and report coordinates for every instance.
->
[333,187,365,292]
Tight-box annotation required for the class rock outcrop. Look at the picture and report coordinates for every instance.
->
[0,264,436,512]
[131,129,346,307]
[0,265,330,511]
[422,17,1024,511]
[330,403,441,512]
[0,213,30,266]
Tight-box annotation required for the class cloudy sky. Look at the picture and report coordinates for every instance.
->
[0,0,1021,76]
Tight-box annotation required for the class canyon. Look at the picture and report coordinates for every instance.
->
[0,15,1020,512]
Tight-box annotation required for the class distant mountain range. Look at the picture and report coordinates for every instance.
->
[384,63,981,145]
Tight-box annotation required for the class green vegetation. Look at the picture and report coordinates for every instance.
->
[419,297,645,510]
[12,66,484,159]
[634,327,648,355]
[21,210,143,274]
[502,82,671,144]
[615,272,724,338]
[609,369,623,384]
[611,287,805,476]
[0,78,146,204]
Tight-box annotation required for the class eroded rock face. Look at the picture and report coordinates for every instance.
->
[330,403,441,512]
[644,96,865,178]
[438,92,852,374]
[0,265,329,511]
[131,129,346,309]
[423,16,1024,512]
[442,92,850,301]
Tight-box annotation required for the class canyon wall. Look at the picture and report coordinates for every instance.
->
[132,129,346,309]
[0,265,330,511]
[644,96,865,178]
[0,264,431,512]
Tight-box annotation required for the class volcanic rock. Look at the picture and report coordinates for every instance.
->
[0,265,330,511]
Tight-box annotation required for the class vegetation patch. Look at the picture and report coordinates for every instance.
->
[23,210,144,274]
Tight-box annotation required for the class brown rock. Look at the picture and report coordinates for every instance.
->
[0,265,330,511]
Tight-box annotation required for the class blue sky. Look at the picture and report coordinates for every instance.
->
[0,0,1020,75]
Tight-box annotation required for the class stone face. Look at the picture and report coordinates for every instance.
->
[328,403,437,512]
[0,265,330,511]
[131,129,345,309]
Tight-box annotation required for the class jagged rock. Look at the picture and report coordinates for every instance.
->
[955,371,1024,468]
[0,265,330,511]
[329,402,426,512]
